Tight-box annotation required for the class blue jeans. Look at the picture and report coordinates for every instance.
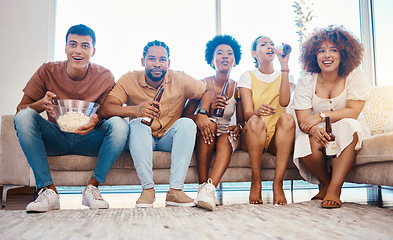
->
[128,118,197,190]
[14,108,129,188]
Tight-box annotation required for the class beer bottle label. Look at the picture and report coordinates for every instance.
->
[141,117,151,123]
[326,141,336,156]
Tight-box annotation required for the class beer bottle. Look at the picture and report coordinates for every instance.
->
[213,81,229,117]
[325,116,337,159]
[141,85,164,126]
[275,44,292,58]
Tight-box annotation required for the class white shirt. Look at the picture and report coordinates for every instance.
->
[238,69,295,89]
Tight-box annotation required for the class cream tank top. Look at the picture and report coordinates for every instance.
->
[209,83,237,136]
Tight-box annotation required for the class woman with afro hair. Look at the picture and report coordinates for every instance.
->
[183,35,243,210]
[238,35,296,205]
[292,25,371,208]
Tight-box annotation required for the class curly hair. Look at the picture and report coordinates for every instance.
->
[300,25,364,77]
[205,35,242,68]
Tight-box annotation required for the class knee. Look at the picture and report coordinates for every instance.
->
[14,108,39,130]
[129,118,147,130]
[178,118,197,133]
[106,116,129,137]
[15,108,36,122]
[198,120,217,134]
[246,115,266,132]
[277,113,295,130]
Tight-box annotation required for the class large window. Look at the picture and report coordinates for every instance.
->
[55,0,215,80]
[221,0,360,83]
[56,0,362,84]
[373,0,393,86]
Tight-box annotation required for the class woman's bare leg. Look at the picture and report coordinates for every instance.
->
[267,113,295,205]
[195,121,217,184]
[209,134,233,187]
[322,133,358,207]
[240,115,266,204]
[300,135,331,200]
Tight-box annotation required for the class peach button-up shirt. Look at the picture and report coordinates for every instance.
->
[109,69,206,138]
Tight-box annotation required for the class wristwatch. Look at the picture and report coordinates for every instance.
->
[197,108,208,115]
[319,112,326,122]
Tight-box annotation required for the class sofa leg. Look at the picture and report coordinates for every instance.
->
[216,183,223,205]
[290,180,294,203]
[1,185,25,208]
[366,185,383,208]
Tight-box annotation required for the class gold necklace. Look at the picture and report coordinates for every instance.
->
[320,74,339,99]
[212,76,229,96]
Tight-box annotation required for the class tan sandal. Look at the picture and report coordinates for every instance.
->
[321,193,342,208]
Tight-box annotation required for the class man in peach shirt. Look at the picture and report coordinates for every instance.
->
[102,40,213,208]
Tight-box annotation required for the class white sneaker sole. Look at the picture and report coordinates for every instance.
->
[135,203,154,208]
[165,201,196,207]
[82,199,109,209]
[26,205,60,213]
[197,201,215,211]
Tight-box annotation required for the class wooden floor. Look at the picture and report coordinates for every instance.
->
[1,200,392,239]
[1,183,393,239]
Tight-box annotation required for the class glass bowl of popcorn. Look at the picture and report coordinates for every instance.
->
[52,99,100,133]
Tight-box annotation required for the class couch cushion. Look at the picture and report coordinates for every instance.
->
[48,150,297,171]
[354,132,393,166]
[358,86,393,135]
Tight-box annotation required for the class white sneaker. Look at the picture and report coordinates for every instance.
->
[194,181,219,206]
[196,178,217,211]
[82,185,109,209]
[26,188,60,213]
[193,182,206,204]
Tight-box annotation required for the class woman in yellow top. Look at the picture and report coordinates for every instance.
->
[238,36,296,205]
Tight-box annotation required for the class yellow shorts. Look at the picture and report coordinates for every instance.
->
[264,130,275,151]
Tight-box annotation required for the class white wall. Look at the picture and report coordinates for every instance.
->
[0,0,55,120]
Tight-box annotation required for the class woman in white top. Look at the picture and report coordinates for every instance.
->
[292,25,371,208]
[183,35,243,210]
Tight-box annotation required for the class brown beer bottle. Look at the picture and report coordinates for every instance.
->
[213,81,229,117]
[325,116,337,159]
[141,85,164,126]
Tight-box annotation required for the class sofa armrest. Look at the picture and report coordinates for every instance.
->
[0,115,31,185]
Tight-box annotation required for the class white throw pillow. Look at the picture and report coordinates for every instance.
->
[359,86,393,135]
[382,112,393,133]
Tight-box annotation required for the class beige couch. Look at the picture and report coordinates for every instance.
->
[1,86,393,207]
[0,113,303,207]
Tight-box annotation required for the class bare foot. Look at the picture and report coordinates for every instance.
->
[321,200,340,207]
[273,181,287,205]
[311,190,327,201]
[249,181,263,204]
[311,185,329,201]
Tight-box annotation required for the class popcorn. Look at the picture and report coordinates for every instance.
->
[57,111,90,132]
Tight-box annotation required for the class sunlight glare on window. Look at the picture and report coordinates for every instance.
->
[55,0,215,80]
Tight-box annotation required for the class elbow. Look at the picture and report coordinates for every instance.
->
[281,103,289,108]
[279,101,290,108]
[279,98,290,108]
[99,104,111,120]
